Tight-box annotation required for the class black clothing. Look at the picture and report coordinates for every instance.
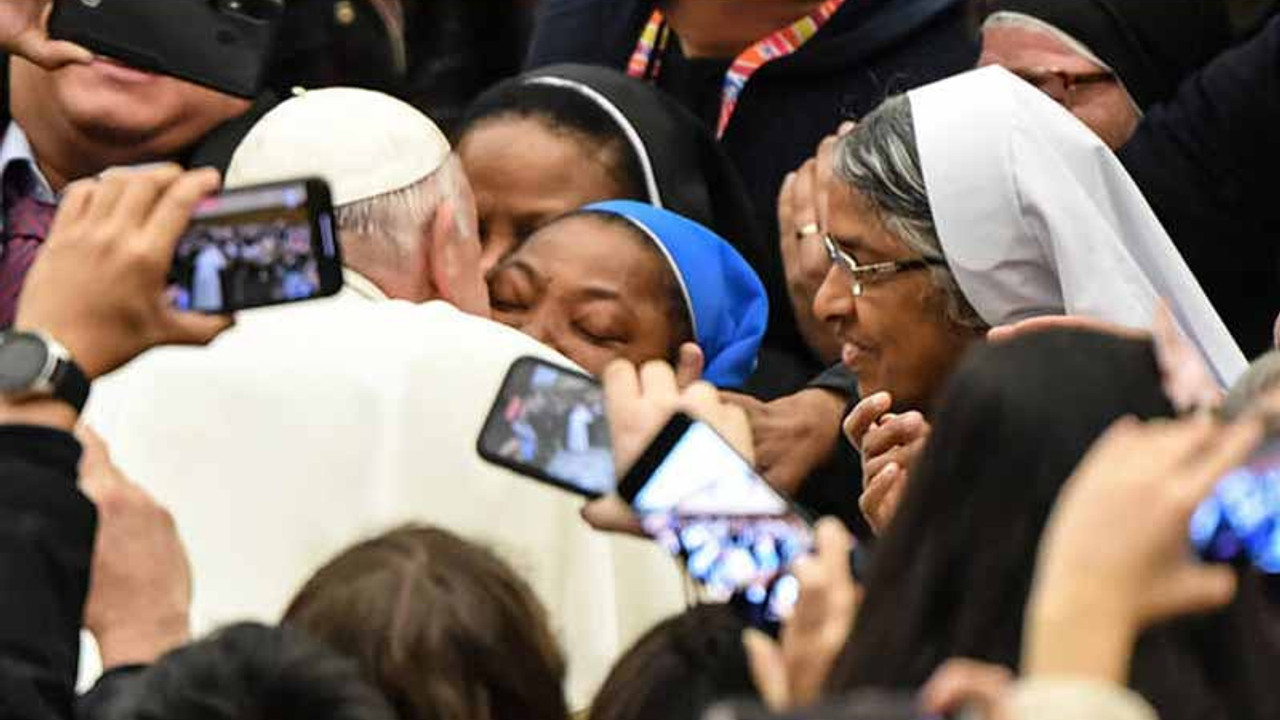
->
[656,54,731,131]
[528,0,978,380]
[974,0,1232,110]
[1119,16,1280,357]
[480,63,774,304]
[527,0,974,527]
[269,0,532,134]
[0,426,91,720]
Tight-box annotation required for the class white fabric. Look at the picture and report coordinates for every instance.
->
[1009,678,1159,720]
[83,290,685,708]
[910,66,1246,386]
[224,87,452,205]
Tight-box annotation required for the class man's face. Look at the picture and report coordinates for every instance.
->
[15,54,251,158]
[979,24,1140,149]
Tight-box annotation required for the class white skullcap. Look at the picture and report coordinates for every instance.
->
[225,87,451,206]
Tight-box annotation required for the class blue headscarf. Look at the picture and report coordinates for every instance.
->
[584,200,769,388]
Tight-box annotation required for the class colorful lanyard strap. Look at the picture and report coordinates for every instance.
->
[627,0,848,138]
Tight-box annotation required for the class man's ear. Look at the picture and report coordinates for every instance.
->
[428,199,490,317]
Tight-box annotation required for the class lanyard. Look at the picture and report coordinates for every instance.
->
[626,0,848,138]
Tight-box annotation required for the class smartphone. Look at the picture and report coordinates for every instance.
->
[477,357,614,498]
[1190,433,1280,573]
[167,178,343,314]
[705,691,941,720]
[49,0,284,98]
[618,413,815,630]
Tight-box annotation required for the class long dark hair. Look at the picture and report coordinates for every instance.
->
[829,329,1280,720]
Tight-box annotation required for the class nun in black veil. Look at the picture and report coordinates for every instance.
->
[458,63,844,394]
[460,64,864,527]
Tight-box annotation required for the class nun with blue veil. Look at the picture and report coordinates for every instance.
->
[486,199,769,390]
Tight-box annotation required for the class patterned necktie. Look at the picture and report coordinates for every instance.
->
[0,164,56,328]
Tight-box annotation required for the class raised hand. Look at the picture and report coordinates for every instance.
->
[0,0,92,69]
[1025,415,1259,683]
[16,165,233,380]
[744,518,861,711]
[78,426,192,668]
[843,391,929,534]
[581,359,753,535]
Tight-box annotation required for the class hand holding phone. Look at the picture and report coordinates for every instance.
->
[1028,416,1259,682]
[618,413,815,629]
[1189,431,1280,572]
[478,357,614,498]
[167,179,343,314]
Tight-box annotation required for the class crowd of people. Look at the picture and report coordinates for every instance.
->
[1,1,1279,720]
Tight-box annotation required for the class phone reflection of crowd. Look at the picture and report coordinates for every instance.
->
[168,221,318,312]
[643,513,810,615]
[496,367,612,493]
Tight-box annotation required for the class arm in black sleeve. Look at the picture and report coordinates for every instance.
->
[0,426,93,720]
[1119,16,1280,354]
[792,373,874,540]
[806,362,858,395]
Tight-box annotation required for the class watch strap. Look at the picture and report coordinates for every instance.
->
[46,353,90,413]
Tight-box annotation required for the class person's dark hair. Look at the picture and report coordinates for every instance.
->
[589,605,759,720]
[576,210,695,360]
[459,81,649,202]
[827,329,1280,720]
[282,525,568,720]
[125,622,396,720]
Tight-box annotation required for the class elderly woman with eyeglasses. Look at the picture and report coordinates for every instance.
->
[811,66,1245,534]
[973,0,1231,149]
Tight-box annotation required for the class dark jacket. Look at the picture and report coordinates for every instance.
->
[527,0,978,382]
[268,0,532,135]
[1118,16,1280,357]
[0,427,92,720]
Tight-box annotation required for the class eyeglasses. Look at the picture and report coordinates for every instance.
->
[823,234,944,297]
[1010,67,1116,107]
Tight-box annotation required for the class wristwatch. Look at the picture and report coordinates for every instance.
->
[0,331,91,412]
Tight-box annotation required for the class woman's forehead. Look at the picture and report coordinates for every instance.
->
[519,215,669,284]
[826,182,909,256]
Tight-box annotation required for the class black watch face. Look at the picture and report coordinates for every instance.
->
[0,334,50,392]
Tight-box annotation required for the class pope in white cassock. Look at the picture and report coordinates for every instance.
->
[83,88,683,708]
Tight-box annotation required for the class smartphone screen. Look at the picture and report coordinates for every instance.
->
[1190,434,1280,573]
[477,357,614,498]
[620,415,814,627]
[167,179,342,313]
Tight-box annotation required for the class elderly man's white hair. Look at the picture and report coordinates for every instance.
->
[334,154,470,262]
[225,87,469,297]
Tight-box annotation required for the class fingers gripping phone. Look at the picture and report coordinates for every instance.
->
[49,0,284,98]
[168,179,343,313]
[478,357,615,498]
[617,413,815,631]
[1190,432,1280,573]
